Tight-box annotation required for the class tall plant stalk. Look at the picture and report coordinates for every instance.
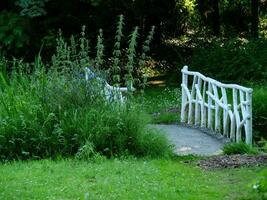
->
[111,15,124,86]
[95,29,104,72]
[139,26,155,91]
[125,26,139,92]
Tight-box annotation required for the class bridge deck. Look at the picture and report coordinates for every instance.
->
[153,124,225,156]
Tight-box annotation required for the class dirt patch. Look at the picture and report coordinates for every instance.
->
[196,154,267,169]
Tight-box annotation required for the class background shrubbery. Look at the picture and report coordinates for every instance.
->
[190,38,267,83]
[252,84,267,141]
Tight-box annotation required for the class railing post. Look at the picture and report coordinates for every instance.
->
[233,88,241,142]
[207,82,213,129]
[246,90,253,145]
[188,75,196,124]
[201,81,207,127]
[221,87,229,136]
[194,79,202,126]
[213,84,221,132]
[181,66,188,123]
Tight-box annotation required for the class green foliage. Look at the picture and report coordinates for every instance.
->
[138,26,156,91]
[133,87,181,123]
[0,66,172,160]
[95,29,104,71]
[191,38,267,83]
[75,140,105,162]
[253,84,267,140]
[253,169,267,200]
[220,0,251,35]
[222,142,258,155]
[125,26,139,91]
[111,14,124,85]
[50,17,155,90]
[240,169,267,200]
[15,0,50,17]
[0,11,29,54]
[0,29,170,160]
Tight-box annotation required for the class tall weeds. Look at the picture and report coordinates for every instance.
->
[0,18,171,160]
[111,14,124,86]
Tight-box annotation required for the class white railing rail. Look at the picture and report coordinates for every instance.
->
[180,66,253,144]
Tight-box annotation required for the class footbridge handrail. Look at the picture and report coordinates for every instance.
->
[180,66,253,144]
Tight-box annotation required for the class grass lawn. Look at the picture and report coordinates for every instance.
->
[0,158,263,200]
[134,86,181,124]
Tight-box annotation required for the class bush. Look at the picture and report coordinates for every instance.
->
[0,17,172,160]
[223,142,258,155]
[253,84,267,141]
[191,38,267,83]
[0,65,172,160]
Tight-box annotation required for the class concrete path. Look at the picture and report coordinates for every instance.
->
[152,124,224,156]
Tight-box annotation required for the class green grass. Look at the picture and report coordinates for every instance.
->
[0,158,264,200]
[223,142,259,155]
[134,86,181,124]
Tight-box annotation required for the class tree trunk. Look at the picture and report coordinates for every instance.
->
[251,0,259,38]
[212,0,220,35]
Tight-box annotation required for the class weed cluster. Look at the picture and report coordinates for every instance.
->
[222,142,258,155]
[0,16,171,160]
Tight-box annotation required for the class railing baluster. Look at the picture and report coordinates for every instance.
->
[194,78,202,126]
[233,88,241,142]
[212,84,221,132]
[181,66,188,123]
[207,82,213,130]
[201,81,206,127]
[246,91,253,145]
[188,75,197,124]
[221,87,229,136]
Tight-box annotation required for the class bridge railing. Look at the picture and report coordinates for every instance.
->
[180,66,253,144]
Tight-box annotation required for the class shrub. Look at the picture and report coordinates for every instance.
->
[253,84,267,141]
[0,64,172,160]
[0,16,172,160]
[222,142,258,155]
[191,38,267,83]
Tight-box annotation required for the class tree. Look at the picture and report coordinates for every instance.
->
[251,0,259,38]
[212,0,220,35]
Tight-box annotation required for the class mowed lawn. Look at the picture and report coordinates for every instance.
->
[0,158,262,200]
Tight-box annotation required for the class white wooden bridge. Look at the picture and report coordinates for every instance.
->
[153,66,253,155]
[180,66,253,145]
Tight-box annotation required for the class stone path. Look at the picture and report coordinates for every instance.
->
[152,124,225,156]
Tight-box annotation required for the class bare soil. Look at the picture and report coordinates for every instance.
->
[196,154,267,169]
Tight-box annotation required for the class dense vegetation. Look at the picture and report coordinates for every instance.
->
[1,0,266,58]
[0,0,266,156]
[1,1,267,199]
[0,20,174,160]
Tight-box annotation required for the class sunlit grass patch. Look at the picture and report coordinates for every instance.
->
[0,158,264,200]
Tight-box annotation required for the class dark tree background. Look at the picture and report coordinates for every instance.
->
[0,0,266,60]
